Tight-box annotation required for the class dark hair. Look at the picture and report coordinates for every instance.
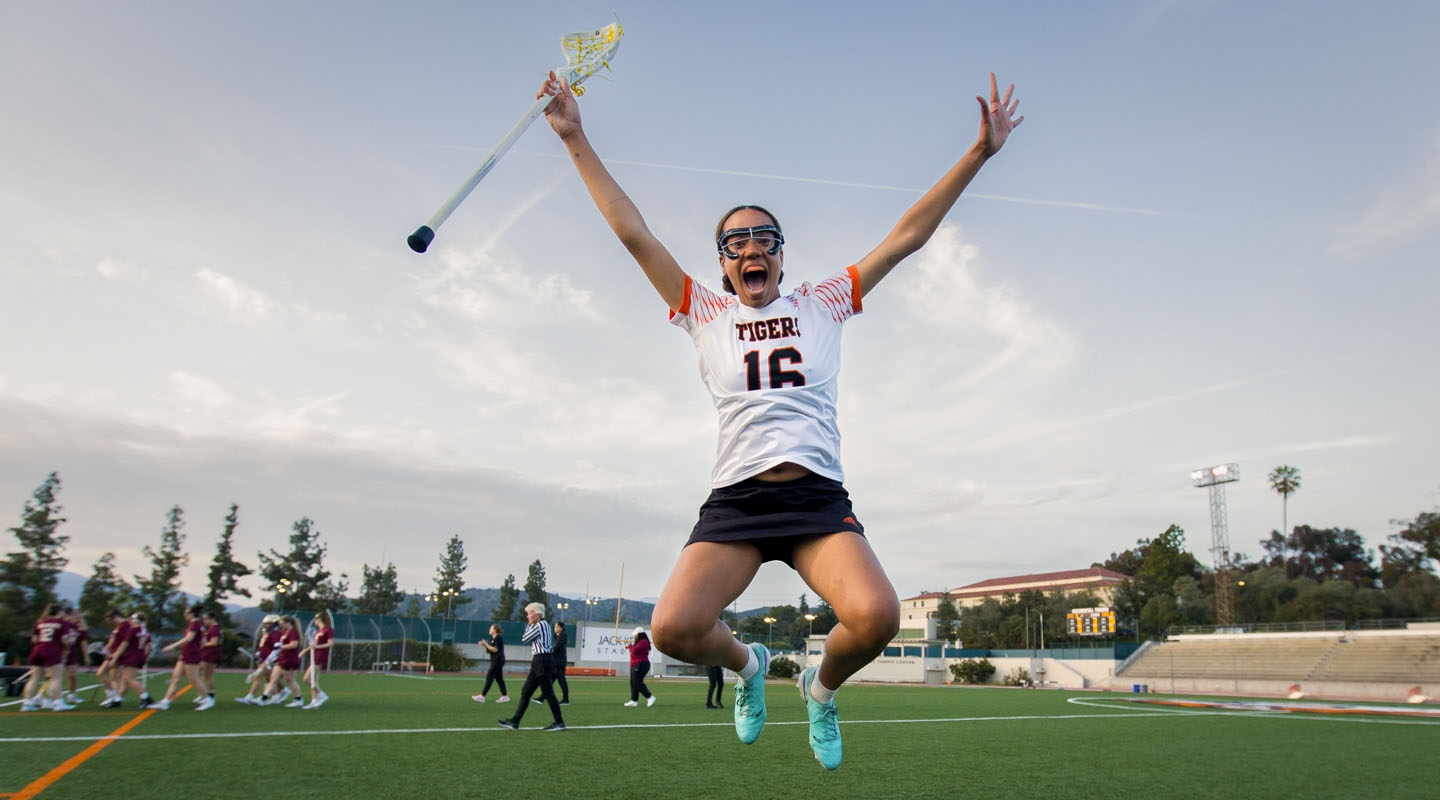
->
[555,621,565,629]
[715,205,784,295]
[635,631,649,643]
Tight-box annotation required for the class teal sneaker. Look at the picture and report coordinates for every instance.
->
[800,666,842,770]
[733,643,770,744]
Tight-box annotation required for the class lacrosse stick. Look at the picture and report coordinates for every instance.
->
[407,21,623,253]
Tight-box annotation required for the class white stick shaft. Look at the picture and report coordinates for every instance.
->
[423,92,558,232]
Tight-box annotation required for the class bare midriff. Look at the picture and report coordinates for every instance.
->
[753,462,812,483]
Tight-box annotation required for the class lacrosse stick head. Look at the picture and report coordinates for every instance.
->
[557,21,623,94]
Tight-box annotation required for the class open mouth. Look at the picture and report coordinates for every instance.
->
[742,265,768,293]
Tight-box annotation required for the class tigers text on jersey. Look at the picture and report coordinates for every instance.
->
[670,266,862,488]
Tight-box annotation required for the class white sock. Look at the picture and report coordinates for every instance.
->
[737,648,760,681]
[809,675,836,705]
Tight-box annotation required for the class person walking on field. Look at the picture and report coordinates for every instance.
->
[706,663,725,709]
[624,628,654,707]
[472,624,509,703]
[537,69,1022,769]
[551,620,570,705]
[496,604,566,731]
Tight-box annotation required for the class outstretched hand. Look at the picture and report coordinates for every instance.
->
[539,70,583,140]
[975,72,1023,156]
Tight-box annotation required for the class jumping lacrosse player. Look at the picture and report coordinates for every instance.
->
[538,70,1022,769]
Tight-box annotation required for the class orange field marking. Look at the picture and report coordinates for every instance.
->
[12,686,189,799]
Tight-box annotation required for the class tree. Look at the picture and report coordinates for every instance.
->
[1,472,69,620]
[204,503,252,625]
[134,505,190,633]
[78,552,133,629]
[493,574,519,621]
[355,563,406,615]
[430,535,472,618]
[1263,525,1376,585]
[522,560,548,616]
[933,595,960,644]
[257,517,347,612]
[1391,509,1440,565]
[1268,465,1302,537]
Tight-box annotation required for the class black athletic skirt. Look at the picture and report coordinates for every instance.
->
[685,472,865,567]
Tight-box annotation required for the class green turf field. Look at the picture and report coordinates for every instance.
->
[3,672,1437,799]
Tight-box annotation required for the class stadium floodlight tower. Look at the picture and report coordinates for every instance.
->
[1192,463,1240,627]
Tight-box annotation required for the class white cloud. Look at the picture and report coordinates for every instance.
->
[195,267,280,319]
[1326,134,1440,255]
[96,259,145,280]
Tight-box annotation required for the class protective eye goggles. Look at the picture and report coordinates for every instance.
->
[716,225,784,259]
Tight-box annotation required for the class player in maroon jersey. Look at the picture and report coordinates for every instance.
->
[19,604,73,711]
[301,610,333,709]
[61,606,89,705]
[198,609,224,707]
[96,608,130,708]
[259,615,305,707]
[152,604,207,711]
[237,615,282,705]
[110,611,156,708]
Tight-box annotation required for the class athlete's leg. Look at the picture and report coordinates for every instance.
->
[649,541,762,671]
[793,532,900,691]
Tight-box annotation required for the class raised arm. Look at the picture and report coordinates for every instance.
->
[853,72,1024,297]
[539,72,687,311]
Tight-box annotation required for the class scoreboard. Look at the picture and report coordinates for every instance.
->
[1066,606,1116,636]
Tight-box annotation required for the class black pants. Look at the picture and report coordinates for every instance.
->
[552,656,569,702]
[706,664,724,706]
[509,655,562,726]
[629,660,652,701]
[481,660,507,697]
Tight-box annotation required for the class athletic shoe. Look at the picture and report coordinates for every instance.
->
[50,700,76,712]
[497,718,518,730]
[495,696,510,704]
[277,689,292,703]
[286,699,306,708]
[799,667,842,770]
[149,699,171,711]
[235,695,254,705]
[531,698,542,704]
[309,691,328,709]
[20,699,42,712]
[195,697,215,711]
[139,695,155,708]
[733,643,770,744]
[646,695,656,707]
[472,694,486,703]
[65,693,83,704]
[193,695,204,704]
[706,703,717,709]
[542,721,566,732]
[623,700,638,707]
[560,700,569,706]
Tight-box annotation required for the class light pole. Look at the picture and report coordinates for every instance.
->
[584,596,599,626]
[555,601,569,625]
[1192,463,1240,627]
[763,616,776,650]
[804,613,817,637]
[275,578,292,612]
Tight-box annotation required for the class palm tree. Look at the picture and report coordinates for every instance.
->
[1268,465,1302,537]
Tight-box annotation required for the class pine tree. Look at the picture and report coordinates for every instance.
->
[257,516,347,612]
[493,574,519,621]
[204,503,252,626]
[1,472,69,613]
[430,535,472,618]
[522,560,548,616]
[79,552,133,629]
[355,563,406,615]
[134,505,190,633]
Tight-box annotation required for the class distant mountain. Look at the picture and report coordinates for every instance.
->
[46,571,241,613]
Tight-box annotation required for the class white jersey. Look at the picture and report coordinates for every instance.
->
[669,266,862,487]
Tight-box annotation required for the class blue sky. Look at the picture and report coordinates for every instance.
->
[2,1,1437,610]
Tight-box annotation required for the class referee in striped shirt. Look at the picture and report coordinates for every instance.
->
[498,602,566,731]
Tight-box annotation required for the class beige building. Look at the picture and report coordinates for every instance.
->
[898,567,1129,637]
[948,567,1127,608]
